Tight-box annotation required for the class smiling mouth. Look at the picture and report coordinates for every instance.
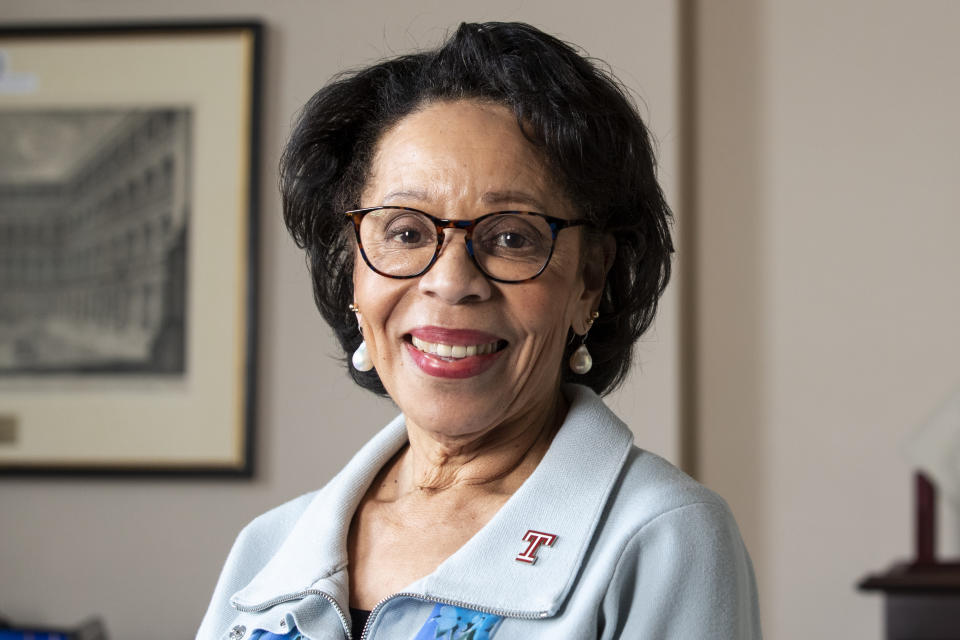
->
[406,335,508,360]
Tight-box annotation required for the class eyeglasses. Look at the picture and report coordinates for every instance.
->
[346,206,589,283]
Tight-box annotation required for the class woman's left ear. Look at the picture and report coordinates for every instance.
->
[579,233,616,312]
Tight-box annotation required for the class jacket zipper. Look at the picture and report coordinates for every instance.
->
[359,593,548,640]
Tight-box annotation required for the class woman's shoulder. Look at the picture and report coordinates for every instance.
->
[561,384,740,539]
[590,447,762,638]
[607,445,739,538]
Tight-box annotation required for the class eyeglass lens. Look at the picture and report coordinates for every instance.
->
[358,208,555,281]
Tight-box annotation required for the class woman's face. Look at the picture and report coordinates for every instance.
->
[353,99,603,443]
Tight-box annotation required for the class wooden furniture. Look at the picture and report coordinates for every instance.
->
[858,474,960,639]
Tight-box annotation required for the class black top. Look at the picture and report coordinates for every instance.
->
[350,607,371,636]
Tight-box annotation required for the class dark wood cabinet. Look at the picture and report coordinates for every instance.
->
[859,562,960,639]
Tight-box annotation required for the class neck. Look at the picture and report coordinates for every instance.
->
[397,390,567,496]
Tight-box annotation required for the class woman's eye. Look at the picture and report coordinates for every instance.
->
[391,228,423,244]
[493,232,530,249]
[377,212,432,246]
[477,215,548,255]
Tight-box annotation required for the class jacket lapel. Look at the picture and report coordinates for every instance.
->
[231,413,409,613]
[413,385,634,616]
[231,385,633,619]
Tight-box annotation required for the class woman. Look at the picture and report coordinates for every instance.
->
[199,22,761,640]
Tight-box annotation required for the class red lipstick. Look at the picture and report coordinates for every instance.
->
[404,326,507,379]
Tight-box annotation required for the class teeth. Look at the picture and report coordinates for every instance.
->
[410,336,500,359]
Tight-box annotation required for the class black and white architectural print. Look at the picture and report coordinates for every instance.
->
[0,108,191,374]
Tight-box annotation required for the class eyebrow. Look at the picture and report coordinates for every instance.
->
[382,189,430,203]
[480,190,547,212]
[381,189,547,212]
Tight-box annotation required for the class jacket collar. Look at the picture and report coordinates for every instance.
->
[232,384,634,618]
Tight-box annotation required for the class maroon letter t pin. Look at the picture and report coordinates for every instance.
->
[515,530,558,564]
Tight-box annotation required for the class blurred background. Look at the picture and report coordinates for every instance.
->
[1,1,958,638]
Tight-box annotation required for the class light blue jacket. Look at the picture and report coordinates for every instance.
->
[197,385,761,639]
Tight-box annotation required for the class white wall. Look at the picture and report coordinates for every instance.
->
[0,3,680,638]
[698,1,960,638]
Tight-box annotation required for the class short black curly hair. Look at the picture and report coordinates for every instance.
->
[281,21,673,397]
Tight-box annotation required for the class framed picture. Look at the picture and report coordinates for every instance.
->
[0,22,261,475]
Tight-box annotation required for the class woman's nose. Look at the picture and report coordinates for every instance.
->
[417,229,492,304]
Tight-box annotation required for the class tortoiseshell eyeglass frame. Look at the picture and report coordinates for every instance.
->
[345,206,590,283]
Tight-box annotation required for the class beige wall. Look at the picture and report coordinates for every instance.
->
[0,2,679,638]
[698,1,960,638]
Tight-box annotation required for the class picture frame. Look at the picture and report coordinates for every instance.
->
[0,22,261,475]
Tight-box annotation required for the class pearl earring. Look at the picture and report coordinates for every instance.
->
[349,303,374,372]
[352,340,373,372]
[569,311,599,375]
